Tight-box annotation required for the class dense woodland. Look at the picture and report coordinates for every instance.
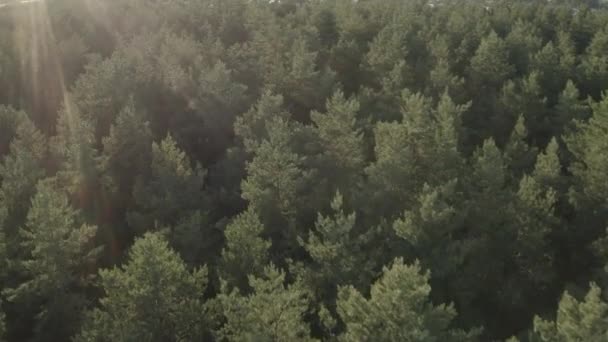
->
[3,0,608,340]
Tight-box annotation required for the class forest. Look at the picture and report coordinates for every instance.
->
[2,0,608,340]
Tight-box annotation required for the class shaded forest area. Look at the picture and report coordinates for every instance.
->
[2,0,608,340]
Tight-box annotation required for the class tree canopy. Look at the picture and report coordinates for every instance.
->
[2,0,608,340]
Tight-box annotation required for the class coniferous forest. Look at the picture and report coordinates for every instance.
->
[3,0,608,340]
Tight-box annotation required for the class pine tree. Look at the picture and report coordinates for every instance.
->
[555,31,576,81]
[522,73,551,143]
[71,53,138,140]
[532,42,566,99]
[99,98,152,198]
[0,106,27,158]
[50,102,101,209]
[329,38,365,95]
[234,90,291,153]
[505,20,542,74]
[337,258,479,342]
[566,93,608,211]
[220,207,271,291]
[434,92,469,178]
[429,59,465,102]
[532,138,563,190]
[504,115,538,182]
[241,117,311,242]
[278,38,333,118]
[462,139,519,328]
[245,8,333,118]
[297,191,372,302]
[128,134,210,264]
[427,35,464,101]
[365,90,432,217]
[555,80,590,135]
[470,31,514,89]
[76,232,209,342]
[514,174,557,287]
[310,90,365,200]
[366,90,465,219]
[466,29,514,145]
[0,117,47,235]
[497,72,549,145]
[469,137,510,236]
[178,60,249,163]
[579,27,608,99]
[393,180,465,291]
[563,92,608,292]
[533,283,608,341]
[4,180,99,341]
[217,264,316,341]
[365,19,413,92]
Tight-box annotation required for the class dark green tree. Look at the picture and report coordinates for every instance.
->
[555,80,590,135]
[533,283,608,341]
[337,258,480,341]
[579,27,608,99]
[220,207,271,291]
[234,90,291,154]
[503,115,538,182]
[99,99,152,199]
[76,232,209,342]
[366,91,467,220]
[310,90,365,202]
[566,93,608,212]
[217,264,315,341]
[50,103,101,212]
[241,117,312,252]
[0,117,47,236]
[4,180,99,341]
[297,191,373,302]
[128,134,210,264]
[0,106,27,158]
[470,31,514,89]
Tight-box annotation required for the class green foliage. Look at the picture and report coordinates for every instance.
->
[76,232,209,342]
[128,134,210,263]
[297,192,373,301]
[311,90,365,200]
[337,258,480,342]
[566,93,608,210]
[4,180,99,341]
[50,103,100,204]
[0,117,47,234]
[3,0,608,340]
[241,117,311,229]
[506,20,542,74]
[366,91,467,219]
[128,135,203,227]
[235,90,291,153]
[504,115,538,181]
[100,99,152,197]
[0,106,27,158]
[533,283,608,341]
[470,31,514,88]
[580,27,608,98]
[220,207,271,291]
[217,264,316,342]
[532,138,562,189]
[556,80,590,134]
[393,180,465,283]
